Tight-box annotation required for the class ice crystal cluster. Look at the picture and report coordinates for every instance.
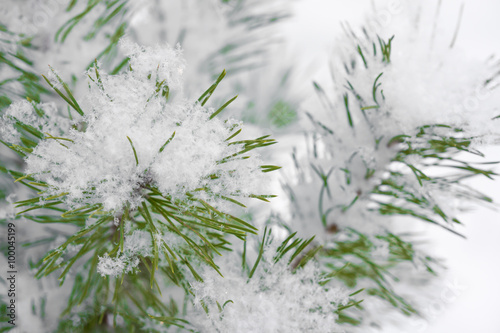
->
[190,244,349,333]
[96,230,152,277]
[1,39,264,213]
[0,101,69,145]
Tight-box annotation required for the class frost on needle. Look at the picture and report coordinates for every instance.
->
[3,38,274,214]
[1,39,278,286]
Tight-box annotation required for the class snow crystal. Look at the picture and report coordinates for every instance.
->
[97,253,126,277]
[45,67,64,90]
[8,39,266,213]
[97,230,154,277]
[96,227,193,277]
[190,244,349,333]
[0,100,68,145]
[123,230,153,257]
[119,37,185,92]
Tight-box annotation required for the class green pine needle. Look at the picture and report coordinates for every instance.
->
[126,136,139,166]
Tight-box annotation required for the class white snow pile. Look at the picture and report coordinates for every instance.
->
[0,100,69,145]
[322,1,500,142]
[190,244,349,333]
[97,229,153,277]
[1,38,266,213]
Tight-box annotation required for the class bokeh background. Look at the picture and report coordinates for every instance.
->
[282,1,500,332]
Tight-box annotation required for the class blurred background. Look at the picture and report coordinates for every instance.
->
[282,1,500,332]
